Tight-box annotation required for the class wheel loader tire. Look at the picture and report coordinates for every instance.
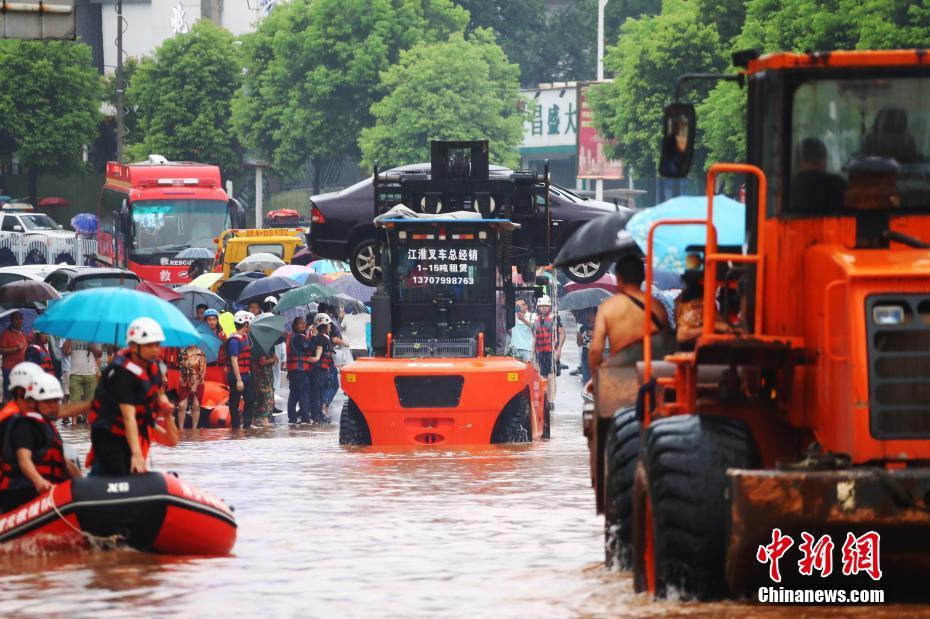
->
[491,394,531,443]
[632,414,757,600]
[338,398,371,446]
[604,407,640,570]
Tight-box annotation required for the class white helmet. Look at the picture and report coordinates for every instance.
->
[264,296,278,305]
[314,313,332,326]
[126,317,166,346]
[537,295,552,307]
[234,310,255,325]
[26,373,63,402]
[9,362,44,392]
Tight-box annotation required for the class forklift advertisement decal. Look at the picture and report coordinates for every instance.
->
[406,247,479,285]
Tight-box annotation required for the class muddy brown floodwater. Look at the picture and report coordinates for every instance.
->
[0,341,919,617]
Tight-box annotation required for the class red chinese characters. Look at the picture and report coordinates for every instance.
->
[841,531,883,581]
[756,528,795,582]
[797,532,835,577]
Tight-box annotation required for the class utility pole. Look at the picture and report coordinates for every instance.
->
[595,0,607,202]
[115,0,125,162]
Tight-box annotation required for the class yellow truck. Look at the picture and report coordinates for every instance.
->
[213,228,305,281]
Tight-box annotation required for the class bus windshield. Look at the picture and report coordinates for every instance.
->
[131,199,228,253]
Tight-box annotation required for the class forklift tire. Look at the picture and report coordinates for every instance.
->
[338,398,372,446]
[542,397,551,439]
[632,414,757,599]
[604,407,640,570]
[491,393,531,443]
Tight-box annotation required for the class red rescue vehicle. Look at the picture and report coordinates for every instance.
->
[98,155,244,285]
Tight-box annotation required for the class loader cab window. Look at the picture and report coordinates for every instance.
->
[788,76,930,213]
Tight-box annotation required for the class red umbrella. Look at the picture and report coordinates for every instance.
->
[268,209,300,219]
[562,273,617,295]
[136,280,183,302]
[38,197,69,208]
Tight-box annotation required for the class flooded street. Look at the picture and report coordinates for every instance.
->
[0,342,913,617]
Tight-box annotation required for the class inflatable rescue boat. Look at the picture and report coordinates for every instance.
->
[0,472,236,555]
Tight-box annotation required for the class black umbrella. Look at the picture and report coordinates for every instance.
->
[217,271,265,303]
[0,280,61,308]
[237,275,301,304]
[552,211,639,268]
[559,287,611,311]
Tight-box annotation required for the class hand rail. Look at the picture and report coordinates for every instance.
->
[703,163,768,337]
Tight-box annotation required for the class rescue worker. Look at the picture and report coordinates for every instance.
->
[1,362,92,423]
[204,309,227,374]
[0,373,80,513]
[307,313,336,424]
[532,296,565,403]
[24,331,54,375]
[88,318,178,475]
[286,317,313,425]
[226,311,256,429]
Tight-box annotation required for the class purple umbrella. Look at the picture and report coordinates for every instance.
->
[331,276,375,302]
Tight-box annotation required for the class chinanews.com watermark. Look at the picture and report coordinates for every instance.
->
[755,528,885,605]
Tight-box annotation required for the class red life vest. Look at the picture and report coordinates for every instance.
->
[88,351,162,443]
[286,332,313,372]
[213,327,227,366]
[225,333,251,375]
[312,335,334,372]
[27,344,54,375]
[534,315,556,352]
[0,412,67,492]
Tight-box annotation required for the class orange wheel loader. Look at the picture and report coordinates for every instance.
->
[584,49,930,600]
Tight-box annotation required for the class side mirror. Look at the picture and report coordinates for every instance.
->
[658,102,696,178]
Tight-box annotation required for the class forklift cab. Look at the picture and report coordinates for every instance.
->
[373,218,519,358]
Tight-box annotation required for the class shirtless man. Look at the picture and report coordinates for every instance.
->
[588,255,670,381]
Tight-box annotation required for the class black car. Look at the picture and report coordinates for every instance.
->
[44,266,141,294]
[308,163,630,286]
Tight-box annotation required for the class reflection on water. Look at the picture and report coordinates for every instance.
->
[0,367,917,617]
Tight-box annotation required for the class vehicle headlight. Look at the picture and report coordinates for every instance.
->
[873,304,906,325]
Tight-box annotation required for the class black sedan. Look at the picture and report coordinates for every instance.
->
[308,163,630,286]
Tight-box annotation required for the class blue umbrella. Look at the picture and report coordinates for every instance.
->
[70,213,98,236]
[194,321,222,363]
[308,260,347,275]
[330,276,375,302]
[626,195,745,274]
[34,288,201,347]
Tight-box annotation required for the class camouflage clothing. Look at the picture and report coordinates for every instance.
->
[253,356,275,421]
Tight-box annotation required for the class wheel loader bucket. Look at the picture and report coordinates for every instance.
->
[726,468,930,596]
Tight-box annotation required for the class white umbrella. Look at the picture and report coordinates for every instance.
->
[235,252,286,273]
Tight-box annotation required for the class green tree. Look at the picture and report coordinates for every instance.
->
[0,41,101,203]
[359,30,523,169]
[456,0,550,84]
[589,0,725,183]
[700,0,930,167]
[233,0,469,188]
[127,20,242,175]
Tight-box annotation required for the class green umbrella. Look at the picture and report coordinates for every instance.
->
[250,313,285,356]
[274,283,338,313]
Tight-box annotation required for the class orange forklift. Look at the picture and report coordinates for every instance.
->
[584,49,930,599]
[339,141,551,446]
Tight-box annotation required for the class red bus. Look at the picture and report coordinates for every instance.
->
[98,156,244,285]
